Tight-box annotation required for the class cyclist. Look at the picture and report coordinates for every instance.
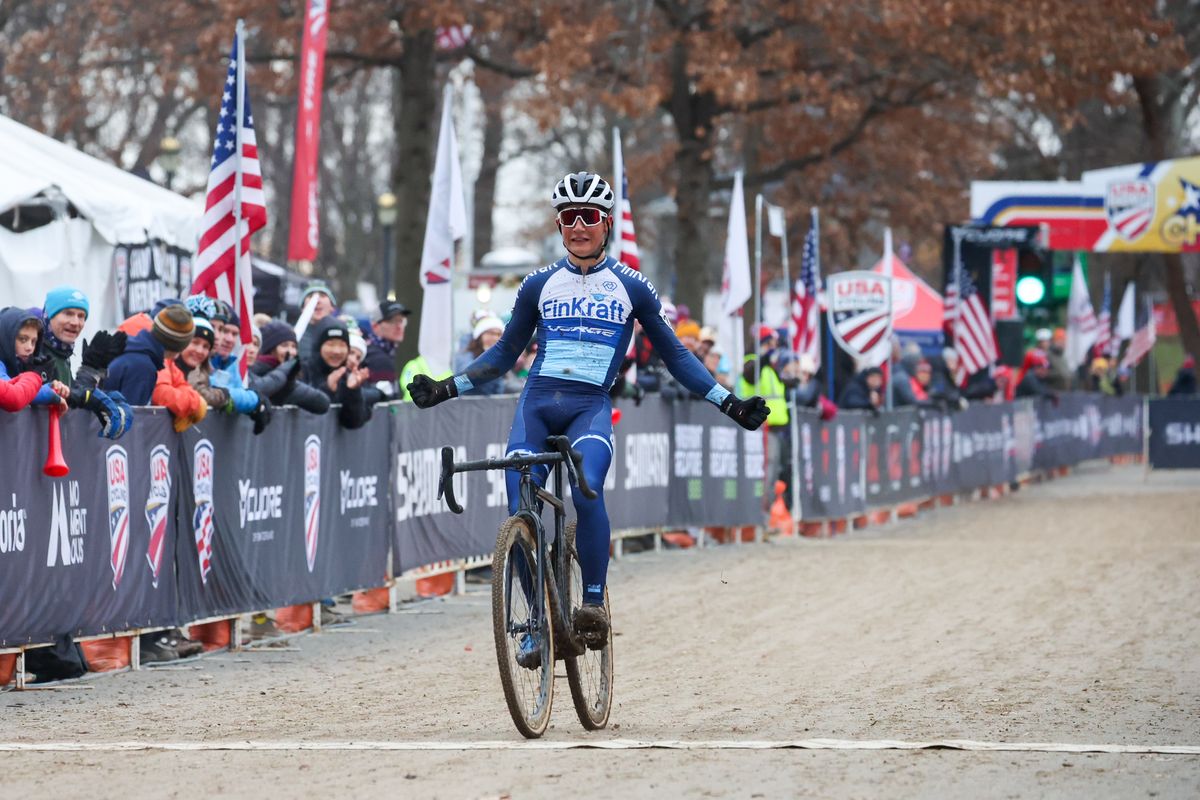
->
[408,171,769,659]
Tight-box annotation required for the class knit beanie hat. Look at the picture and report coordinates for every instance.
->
[259,320,297,356]
[152,304,195,352]
[192,317,216,347]
[302,281,337,307]
[316,320,349,349]
[348,332,367,356]
[44,287,89,321]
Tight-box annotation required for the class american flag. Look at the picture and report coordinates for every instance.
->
[951,257,998,383]
[1120,295,1156,370]
[790,209,820,367]
[943,233,961,330]
[617,170,640,270]
[191,30,267,344]
[1095,271,1114,357]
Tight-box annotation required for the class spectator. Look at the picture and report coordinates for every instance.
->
[787,354,823,410]
[454,316,507,396]
[674,320,701,354]
[175,318,231,412]
[360,300,411,396]
[932,348,965,406]
[155,338,209,433]
[303,318,370,428]
[992,365,1016,402]
[909,359,932,403]
[249,321,329,414]
[242,326,261,374]
[888,344,918,407]
[1045,327,1072,390]
[503,341,539,394]
[696,326,718,361]
[738,352,791,507]
[105,304,195,406]
[1086,357,1116,395]
[297,281,337,361]
[0,308,68,412]
[348,330,386,410]
[1167,355,1196,396]
[1014,349,1058,402]
[839,366,884,412]
[39,287,132,438]
[207,300,271,435]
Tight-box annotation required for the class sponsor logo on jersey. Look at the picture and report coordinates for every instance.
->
[541,296,626,323]
[106,445,130,589]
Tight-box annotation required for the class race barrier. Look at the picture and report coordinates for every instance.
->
[0,393,1148,650]
[1147,397,1200,469]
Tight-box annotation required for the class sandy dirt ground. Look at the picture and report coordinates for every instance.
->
[2,463,1198,798]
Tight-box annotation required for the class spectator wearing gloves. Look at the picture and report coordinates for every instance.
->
[207,300,271,434]
[249,320,329,414]
[105,303,195,406]
[839,365,885,412]
[454,315,507,396]
[38,287,133,438]
[0,307,69,412]
[360,300,411,396]
[302,317,369,428]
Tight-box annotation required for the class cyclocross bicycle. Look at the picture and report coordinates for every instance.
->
[438,435,614,738]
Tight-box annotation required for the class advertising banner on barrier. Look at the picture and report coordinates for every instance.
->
[795,408,865,519]
[175,411,391,620]
[1148,398,1200,469]
[665,399,764,527]
[0,409,179,647]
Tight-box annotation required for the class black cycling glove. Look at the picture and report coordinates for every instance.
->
[720,394,769,431]
[407,374,458,409]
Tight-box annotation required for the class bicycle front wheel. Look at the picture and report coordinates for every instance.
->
[562,521,614,730]
[492,516,555,738]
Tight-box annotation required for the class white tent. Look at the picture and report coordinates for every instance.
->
[0,114,202,331]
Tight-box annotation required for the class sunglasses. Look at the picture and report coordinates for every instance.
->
[557,207,609,227]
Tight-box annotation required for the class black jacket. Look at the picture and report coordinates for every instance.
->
[1168,367,1196,396]
[249,357,330,414]
[302,354,369,429]
[838,372,879,411]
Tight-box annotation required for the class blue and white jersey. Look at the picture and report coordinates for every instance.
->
[454,256,729,406]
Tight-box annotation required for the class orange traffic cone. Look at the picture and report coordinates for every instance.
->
[768,480,793,536]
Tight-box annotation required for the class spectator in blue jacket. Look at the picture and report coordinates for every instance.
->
[104,304,196,405]
[207,299,272,434]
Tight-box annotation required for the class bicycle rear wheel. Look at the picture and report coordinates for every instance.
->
[561,521,614,730]
[492,516,555,738]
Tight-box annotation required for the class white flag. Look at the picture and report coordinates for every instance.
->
[1065,254,1099,370]
[766,203,785,238]
[718,170,752,370]
[1115,282,1136,341]
[417,85,468,376]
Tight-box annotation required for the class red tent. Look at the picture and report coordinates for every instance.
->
[871,255,945,352]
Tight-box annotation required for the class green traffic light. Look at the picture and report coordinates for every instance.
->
[1016,275,1046,305]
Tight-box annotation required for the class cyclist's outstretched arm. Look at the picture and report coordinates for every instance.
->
[407,274,540,409]
[631,275,768,431]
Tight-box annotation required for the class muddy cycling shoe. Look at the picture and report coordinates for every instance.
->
[516,632,542,670]
[574,603,609,649]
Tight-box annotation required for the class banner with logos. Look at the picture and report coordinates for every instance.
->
[112,241,194,319]
[0,409,179,647]
[1148,398,1200,469]
[175,411,391,622]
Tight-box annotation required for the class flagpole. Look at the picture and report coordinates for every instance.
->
[754,193,763,388]
[611,126,623,261]
[233,18,246,331]
[778,211,792,358]
[884,227,894,411]
[815,208,834,401]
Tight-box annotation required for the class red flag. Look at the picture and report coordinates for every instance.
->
[287,0,329,261]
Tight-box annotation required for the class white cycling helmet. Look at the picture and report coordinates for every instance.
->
[551,171,615,211]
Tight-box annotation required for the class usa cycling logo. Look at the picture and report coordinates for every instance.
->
[1105,179,1154,242]
[193,439,215,584]
[105,445,130,589]
[144,444,171,588]
[304,435,321,573]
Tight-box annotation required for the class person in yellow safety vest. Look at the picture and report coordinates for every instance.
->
[737,353,792,512]
[398,355,452,402]
[736,354,788,427]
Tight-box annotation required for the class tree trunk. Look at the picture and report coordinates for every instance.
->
[1134,75,1200,358]
[666,39,717,318]
[472,73,507,266]
[391,28,439,367]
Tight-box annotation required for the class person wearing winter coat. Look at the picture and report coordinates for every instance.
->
[176,318,231,412]
[1014,349,1059,403]
[0,307,69,412]
[155,348,208,433]
[348,330,386,410]
[302,318,369,429]
[1168,355,1197,396]
[106,304,196,406]
[453,316,507,396]
[839,366,884,412]
[206,300,271,434]
[249,320,330,414]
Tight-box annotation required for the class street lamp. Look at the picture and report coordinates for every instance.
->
[377,191,398,300]
[159,136,182,190]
